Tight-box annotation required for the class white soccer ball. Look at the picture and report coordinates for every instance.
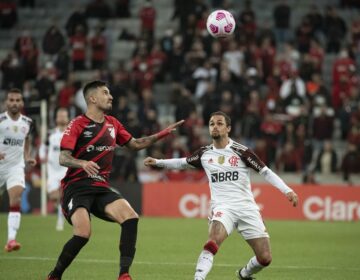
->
[206,10,236,38]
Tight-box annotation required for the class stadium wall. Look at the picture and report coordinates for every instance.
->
[142,183,360,222]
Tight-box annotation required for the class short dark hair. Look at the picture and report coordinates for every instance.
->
[83,80,106,99]
[210,111,231,127]
[6,88,22,97]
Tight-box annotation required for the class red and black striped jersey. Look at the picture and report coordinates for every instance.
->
[60,114,132,189]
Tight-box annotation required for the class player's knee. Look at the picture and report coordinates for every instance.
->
[75,230,91,239]
[257,252,272,266]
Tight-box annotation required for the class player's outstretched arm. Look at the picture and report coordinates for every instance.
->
[59,150,100,176]
[126,120,184,151]
[144,156,192,170]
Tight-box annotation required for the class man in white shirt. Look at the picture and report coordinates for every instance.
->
[39,108,69,231]
[0,88,37,252]
[144,111,298,280]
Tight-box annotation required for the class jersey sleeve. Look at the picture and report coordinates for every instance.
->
[115,119,132,146]
[61,119,81,151]
[241,148,266,173]
[186,147,205,169]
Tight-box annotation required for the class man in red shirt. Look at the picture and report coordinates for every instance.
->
[46,80,183,280]
[139,0,156,40]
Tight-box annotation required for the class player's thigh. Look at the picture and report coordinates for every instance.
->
[71,207,92,238]
[62,190,94,226]
[236,209,269,240]
[94,189,138,223]
[210,207,236,240]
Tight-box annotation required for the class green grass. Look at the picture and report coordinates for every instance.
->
[0,214,359,279]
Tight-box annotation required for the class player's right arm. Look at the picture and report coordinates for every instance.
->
[144,157,193,169]
[59,150,100,176]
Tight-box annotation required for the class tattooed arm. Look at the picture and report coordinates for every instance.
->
[59,150,99,176]
[125,120,184,151]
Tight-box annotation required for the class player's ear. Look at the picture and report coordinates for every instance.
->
[227,125,231,133]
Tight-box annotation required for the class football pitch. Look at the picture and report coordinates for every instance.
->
[0,214,359,280]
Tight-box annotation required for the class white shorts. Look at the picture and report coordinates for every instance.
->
[211,207,269,240]
[0,166,25,190]
[47,167,65,193]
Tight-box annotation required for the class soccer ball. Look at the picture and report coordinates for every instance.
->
[206,10,236,38]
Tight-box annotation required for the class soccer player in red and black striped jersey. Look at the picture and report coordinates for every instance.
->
[46,80,184,280]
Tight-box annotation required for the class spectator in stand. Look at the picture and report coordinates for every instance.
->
[35,68,55,102]
[309,39,324,73]
[312,104,334,151]
[137,88,158,125]
[58,75,76,108]
[273,0,291,45]
[115,0,131,18]
[260,37,276,82]
[295,17,314,54]
[276,141,302,172]
[174,86,196,125]
[55,47,70,80]
[283,41,300,71]
[19,0,35,8]
[223,39,244,79]
[0,0,17,29]
[1,51,25,89]
[315,140,338,175]
[65,5,88,37]
[192,60,217,100]
[85,0,111,19]
[306,73,331,111]
[347,108,360,149]
[305,4,324,41]
[42,23,66,58]
[279,71,306,114]
[323,6,347,53]
[239,0,257,42]
[90,25,107,70]
[147,41,167,82]
[70,25,87,71]
[299,53,316,82]
[139,0,156,42]
[341,143,360,185]
[112,95,131,124]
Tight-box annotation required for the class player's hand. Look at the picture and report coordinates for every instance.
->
[144,157,157,167]
[25,157,37,166]
[286,191,298,207]
[166,120,185,133]
[81,161,100,176]
[0,152,5,160]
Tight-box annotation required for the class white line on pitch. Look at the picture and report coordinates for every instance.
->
[1,256,360,272]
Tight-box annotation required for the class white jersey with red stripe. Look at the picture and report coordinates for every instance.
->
[185,139,264,210]
[0,112,33,172]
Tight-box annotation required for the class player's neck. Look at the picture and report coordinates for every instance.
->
[6,111,21,121]
[213,137,229,149]
[85,109,105,123]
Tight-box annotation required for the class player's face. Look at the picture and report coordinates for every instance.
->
[209,115,230,140]
[94,86,113,112]
[56,110,69,126]
[6,92,24,115]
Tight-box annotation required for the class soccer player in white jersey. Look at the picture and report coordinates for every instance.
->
[39,108,69,231]
[144,111,299,280]
[0,88,37,252]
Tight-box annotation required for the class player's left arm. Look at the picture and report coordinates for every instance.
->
[24,135,37,166]
[125,120,184,151]
[243,148,298,207]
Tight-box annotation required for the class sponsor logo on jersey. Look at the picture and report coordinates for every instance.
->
[211,171,239,182]
[217,155,225,164]
[83,130,93,138]
[89,174,106,182]
[3,137,24,146]
[247,157,261,171]
[12,126,18,133]
[228,155,240,167]
[86,145,115,152]
[86,124,96,128]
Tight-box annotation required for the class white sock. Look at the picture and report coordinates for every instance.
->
[241,256,265,278]
[8,212,21,241]
[194,250,214,280]
[57,204,64,225]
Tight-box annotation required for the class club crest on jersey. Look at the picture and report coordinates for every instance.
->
[108,127,115,139]
[217,155,225,165]
[229,155,240,167]
[12,126,18,133]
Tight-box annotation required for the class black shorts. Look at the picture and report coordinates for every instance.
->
[61,184,123,225]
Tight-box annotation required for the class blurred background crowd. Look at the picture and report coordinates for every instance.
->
[0,0,360,189]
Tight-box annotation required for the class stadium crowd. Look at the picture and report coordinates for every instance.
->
[0,0,360,193]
